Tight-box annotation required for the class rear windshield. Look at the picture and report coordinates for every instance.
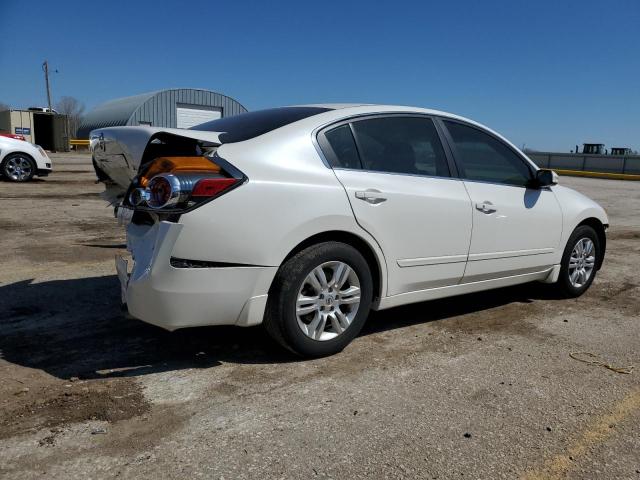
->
[190,106,333,143]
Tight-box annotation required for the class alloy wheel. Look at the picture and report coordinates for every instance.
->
[295,261,361,341]
[5,156,34,181]
[568,237,595,288]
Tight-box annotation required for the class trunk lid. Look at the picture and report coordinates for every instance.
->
[91,126,223,203]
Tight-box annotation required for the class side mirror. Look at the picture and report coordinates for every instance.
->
[533,169,558,188]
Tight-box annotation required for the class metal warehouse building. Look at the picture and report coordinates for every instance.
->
[77,88,247,138]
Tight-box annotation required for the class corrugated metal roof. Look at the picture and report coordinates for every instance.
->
[78,91,158,136]
[78,88,247,138]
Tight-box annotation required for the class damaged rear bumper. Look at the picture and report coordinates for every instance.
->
[118,221,277,331]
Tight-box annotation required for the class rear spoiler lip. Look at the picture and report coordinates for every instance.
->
[90,125,223,143]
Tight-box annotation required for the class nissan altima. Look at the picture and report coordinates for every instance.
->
[91,105,608,357]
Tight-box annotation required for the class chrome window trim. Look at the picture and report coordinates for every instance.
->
[453,177,554,190]
[331,167,464,182]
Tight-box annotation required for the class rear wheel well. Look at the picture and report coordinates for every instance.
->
[576,217,607,270]
[281,231,383,302]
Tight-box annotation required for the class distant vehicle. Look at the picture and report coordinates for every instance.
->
[582,143,605,155]
[577,144,634,156]
[92,105,608,357]
[0,132,26,141]
[0,136,52,181]
[27,107,58,114]
[611,147,632,156]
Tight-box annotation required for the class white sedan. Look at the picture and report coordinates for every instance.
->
[91,105,608,357]
[0,136,52,181]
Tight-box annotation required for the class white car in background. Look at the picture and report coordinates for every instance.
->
[0,136,52,181]
[91,105,608,357]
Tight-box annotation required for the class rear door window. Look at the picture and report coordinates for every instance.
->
[351,117,450,177]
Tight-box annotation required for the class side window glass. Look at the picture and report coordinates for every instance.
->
[351,117,450,177]
[322,124,361,169]
[444,121,531,186]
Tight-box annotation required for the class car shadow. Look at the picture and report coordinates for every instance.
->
[0,275,294,381]
[362,281,560,336]
[523,188,542,209]
[74,242,128,249]
[0,275,562,381]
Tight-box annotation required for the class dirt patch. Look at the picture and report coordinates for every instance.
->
[0,218,24,230]
[0,377,149,440]
[607,229,640,240]
[430,300,552,341]
[18,241,125,264]
[597,281,638,301]
[12,216,124,264]
[0,192,100,200]
[365,284,554,343]
[591,280,640,316]
[76,220,121,233]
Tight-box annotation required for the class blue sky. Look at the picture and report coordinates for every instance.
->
[1,0,638,151]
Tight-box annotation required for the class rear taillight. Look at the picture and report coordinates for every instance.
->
[147,174,181,208]
[127,155,244,211]
[191,178,238,197]
[139,156,220,187]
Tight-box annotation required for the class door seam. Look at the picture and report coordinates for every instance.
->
[330,168,390,298]
[458,180,475,284]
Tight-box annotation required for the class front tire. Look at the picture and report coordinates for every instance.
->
[1,153,36,182]
[555,225,601,297]
[264,241,373,357]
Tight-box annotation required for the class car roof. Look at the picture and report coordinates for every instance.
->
[296,103,372,109]
[288,103,483,126]
[279,104,493,135]
[268,104,532,167]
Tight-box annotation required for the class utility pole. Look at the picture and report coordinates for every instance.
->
[42,60,53,112]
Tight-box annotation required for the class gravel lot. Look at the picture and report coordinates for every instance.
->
[1,153,639,479]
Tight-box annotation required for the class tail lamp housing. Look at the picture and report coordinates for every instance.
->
[126,155,244,212]
[146,174,182,208]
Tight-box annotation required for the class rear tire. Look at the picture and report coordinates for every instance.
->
[264,241,373,357]
[555,225,601,298]
[1,153,36,182]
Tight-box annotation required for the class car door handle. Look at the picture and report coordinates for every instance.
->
[355,189,387,204]
[475,201,496,214]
